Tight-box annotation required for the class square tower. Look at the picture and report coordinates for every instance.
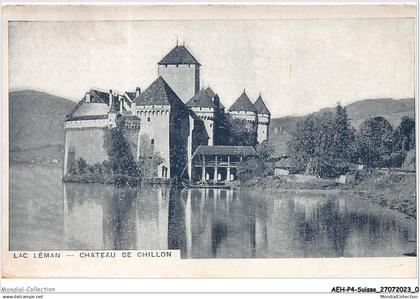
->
[157,45,200,103]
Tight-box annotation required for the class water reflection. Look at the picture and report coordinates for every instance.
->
[62,183,416,258]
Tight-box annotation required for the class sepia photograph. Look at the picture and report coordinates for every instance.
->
[2,4,417,281]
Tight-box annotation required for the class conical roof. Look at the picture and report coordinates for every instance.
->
[228,91,257,113]
[186,89,216,109]
[158,45,201,66]
[254,95,271,115]
[134,76,184,107]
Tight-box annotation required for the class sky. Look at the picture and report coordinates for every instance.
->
[9,18,415,117]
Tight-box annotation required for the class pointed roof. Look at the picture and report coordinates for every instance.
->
[254,95,271,115]
[134,76,185,107]
[228,91,257,113]
[158,45,201,66]
[186,89,216,109]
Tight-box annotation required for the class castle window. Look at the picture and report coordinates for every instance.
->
[200,107,202,110]
[210,124,213,128]
[147,117,150,122]
[151,139,154,145]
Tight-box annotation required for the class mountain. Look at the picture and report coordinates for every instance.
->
[9,90,75,164]
[270,98,415,156]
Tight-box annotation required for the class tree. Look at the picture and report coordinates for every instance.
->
[214,113,258,146]
[228,118,258,146]
[288,104,356,178]
[77,158,87,174]
[214,109,231,145]
[103,117,138,176]
[393,116,415,153]
[237,158,269,183]
[288,113,318,172]
[255,140,275,161]
[356,116,393,167]
[332,103,356,165]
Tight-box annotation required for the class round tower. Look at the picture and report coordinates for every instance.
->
[254,94,271,143]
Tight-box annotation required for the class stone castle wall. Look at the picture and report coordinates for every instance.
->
[64,117,140,176]
[64,128,108,175]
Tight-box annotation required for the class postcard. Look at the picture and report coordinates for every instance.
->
[2,4,416,279]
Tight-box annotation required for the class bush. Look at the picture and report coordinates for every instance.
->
[237,158,269,183]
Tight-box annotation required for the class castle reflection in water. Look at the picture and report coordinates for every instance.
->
[62,183,416,258]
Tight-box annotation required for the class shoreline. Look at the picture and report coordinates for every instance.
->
[242,171,416,218]
[62,175,175,186]
[16,163,415,218]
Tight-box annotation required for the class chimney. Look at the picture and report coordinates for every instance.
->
[85,92,91,103]
[136,87,141,98]
[109,89,113,108]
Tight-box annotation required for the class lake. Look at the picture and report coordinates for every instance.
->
[9,165,416,258]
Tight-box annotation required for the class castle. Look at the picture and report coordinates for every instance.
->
[64,44,271,181]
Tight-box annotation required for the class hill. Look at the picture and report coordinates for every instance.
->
[270,98,415,156]
[9,90,75,164]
